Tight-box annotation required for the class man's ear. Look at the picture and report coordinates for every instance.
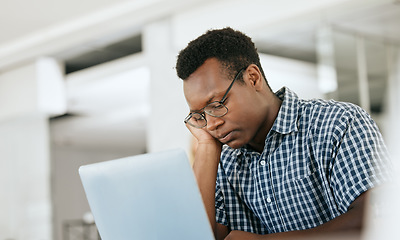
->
[245,64,263,90]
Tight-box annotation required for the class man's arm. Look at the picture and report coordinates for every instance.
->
[187,125,229,239]
[225,190,368,240]
[192,141,222,236]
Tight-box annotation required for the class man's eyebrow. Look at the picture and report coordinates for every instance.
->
[190,95,217,113]
[205,95,216,105]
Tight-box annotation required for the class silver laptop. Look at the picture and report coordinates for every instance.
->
[79,148,214,240]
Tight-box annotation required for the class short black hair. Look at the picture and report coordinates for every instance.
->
[176,27,267,83]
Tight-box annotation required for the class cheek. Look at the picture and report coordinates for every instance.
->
[228,101,264,139]
[228,99,258,124]
[225,88,262,125]
[226,107,259,137]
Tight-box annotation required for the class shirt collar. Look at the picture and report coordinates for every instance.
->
[270,87,300,134]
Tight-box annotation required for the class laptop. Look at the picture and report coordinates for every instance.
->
[79,148,215,240]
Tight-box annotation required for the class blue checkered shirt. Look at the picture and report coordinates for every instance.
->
[215,87,391,234]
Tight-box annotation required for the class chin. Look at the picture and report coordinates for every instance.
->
[226,140,246,149]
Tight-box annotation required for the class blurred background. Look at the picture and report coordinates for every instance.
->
[0,0,399,239]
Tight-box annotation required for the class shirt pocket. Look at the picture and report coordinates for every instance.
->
[290,163,330,229]
[290,156,321,201]
[293,160,316,180]
[284,152,316,182]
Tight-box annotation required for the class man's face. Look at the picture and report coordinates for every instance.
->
[183,58,268,149]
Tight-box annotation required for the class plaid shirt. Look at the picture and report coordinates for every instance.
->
[215,87,391,234]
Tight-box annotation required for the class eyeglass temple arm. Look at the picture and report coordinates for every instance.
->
[219,68,246,103]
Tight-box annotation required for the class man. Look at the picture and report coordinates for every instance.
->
[175,27,390,240]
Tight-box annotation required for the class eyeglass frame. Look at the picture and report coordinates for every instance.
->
[184,66,247,128]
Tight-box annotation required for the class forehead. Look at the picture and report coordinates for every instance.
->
[183,59,230,110]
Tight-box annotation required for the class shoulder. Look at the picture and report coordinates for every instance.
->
[278,87,368,131]
[297,98,379,144]
[299,98,371,125]
[302,98,362,116]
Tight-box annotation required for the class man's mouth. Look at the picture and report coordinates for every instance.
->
[218,131,234,144]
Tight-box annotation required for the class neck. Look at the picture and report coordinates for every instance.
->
[248,93,282,153]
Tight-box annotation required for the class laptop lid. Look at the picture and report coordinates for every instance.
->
[79,148,214,240]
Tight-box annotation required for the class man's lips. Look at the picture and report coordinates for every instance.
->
[218,131,234,143]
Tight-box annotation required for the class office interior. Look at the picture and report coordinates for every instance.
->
[0,0,399,239]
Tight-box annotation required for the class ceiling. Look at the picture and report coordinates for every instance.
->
[252,0,400,111]
[49,0,400,152]
[253,0,400,62]
[63,34,142,74]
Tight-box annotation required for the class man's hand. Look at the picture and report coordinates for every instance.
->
[186,122,221,147]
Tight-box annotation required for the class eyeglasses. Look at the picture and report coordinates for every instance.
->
[184,67,246,128]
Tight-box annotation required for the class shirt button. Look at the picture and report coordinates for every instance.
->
[266,197,272,203]
[260,160,266,166]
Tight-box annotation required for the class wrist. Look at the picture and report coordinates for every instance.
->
[196,139,222,153]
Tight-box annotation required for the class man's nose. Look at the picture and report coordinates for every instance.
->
[206,115,224,131]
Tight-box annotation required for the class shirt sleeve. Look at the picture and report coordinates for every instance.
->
[215,178,228,226]
[329,106,392,213]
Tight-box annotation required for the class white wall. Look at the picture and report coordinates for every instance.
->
[0,58,66,119]
[0,58,65,240]
[0,113,51,240]
[261,54,322,99]
[144,20,191,153]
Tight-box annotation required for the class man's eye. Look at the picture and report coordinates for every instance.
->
[207,104,224,114]
[192,115,203,121]
[212,104,224,109]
